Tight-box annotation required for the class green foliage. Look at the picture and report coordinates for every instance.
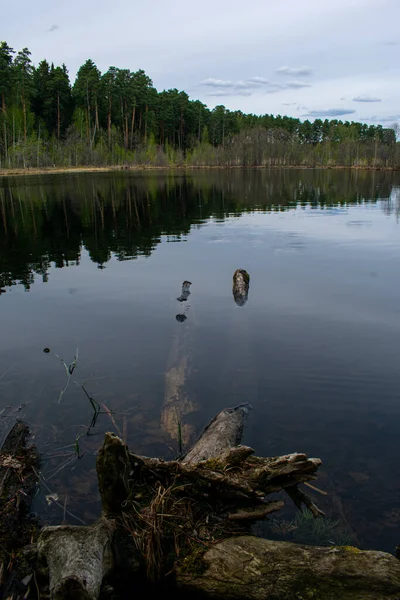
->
[0,39,399,169]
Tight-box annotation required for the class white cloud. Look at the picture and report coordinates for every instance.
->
[247,76,271,85]
[207,89,252,97]
[200,78,235,88]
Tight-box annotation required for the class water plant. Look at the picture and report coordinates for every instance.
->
[270,508,354,547]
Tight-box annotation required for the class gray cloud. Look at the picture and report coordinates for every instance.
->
[352,95,382,103]
[285,80,311,89]
[276,66,313,76]
[364,114,400,123]
[199,76,311,97]
[303,108,356,117]
[48,24,59,32]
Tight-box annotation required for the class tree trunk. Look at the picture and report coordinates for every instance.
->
[57,91,61,141]
[107,96,112,149]
[130,105,136,150]
[2,93,8,160]
[86,81,91,143]
[22,93,27,142]
[144,104,148,145]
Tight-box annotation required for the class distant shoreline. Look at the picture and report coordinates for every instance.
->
[1,164,399,178]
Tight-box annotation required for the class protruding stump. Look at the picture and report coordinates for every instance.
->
[233,269,250,306]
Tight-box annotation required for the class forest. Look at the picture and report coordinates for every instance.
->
[0,41,399,170]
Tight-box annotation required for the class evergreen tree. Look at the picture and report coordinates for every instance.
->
[0,42,15,159]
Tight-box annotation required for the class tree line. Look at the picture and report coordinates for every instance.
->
[0,41,399,169]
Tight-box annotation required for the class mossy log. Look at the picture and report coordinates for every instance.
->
[177,536,400,600]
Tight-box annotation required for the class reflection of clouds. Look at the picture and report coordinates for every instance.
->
[232,204,400,247]
[346,220,373,228]
[273,232,306,254]
[200,202,400,251]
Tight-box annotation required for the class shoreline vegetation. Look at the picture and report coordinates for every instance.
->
[2,163,400,178]
[1,41,400,173]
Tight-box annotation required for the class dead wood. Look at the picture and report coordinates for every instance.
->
[0,420,40,598]
[37,404,329,599]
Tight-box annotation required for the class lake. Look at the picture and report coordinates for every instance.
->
[1,168,400,552]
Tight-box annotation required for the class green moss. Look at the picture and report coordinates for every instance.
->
[202,457,224,471]
[340,545,361,554]
[179,545,207,575]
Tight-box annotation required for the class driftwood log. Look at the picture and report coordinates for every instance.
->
[32,403,400,600]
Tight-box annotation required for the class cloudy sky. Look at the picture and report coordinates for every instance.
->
[3,0,400,125]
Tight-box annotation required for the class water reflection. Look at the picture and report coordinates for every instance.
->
[1,169,400,552]
[0,169,398,294]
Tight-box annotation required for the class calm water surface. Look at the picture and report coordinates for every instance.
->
[1,169,400,551]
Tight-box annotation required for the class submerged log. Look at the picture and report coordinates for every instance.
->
[177,536,400,600]
[162,280,196,446]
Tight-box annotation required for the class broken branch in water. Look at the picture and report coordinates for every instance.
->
[101,403,122,437]
[49,347,79,403]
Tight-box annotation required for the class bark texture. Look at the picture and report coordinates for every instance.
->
[178,535,400,600]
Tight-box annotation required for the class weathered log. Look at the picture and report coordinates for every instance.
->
[38,405,261,596]
[232,269,250,307]
[0,420,40,598]
[37,518,115,600]
[182,403,251,463]
[96,404,321,519]
[177,536,400,600]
